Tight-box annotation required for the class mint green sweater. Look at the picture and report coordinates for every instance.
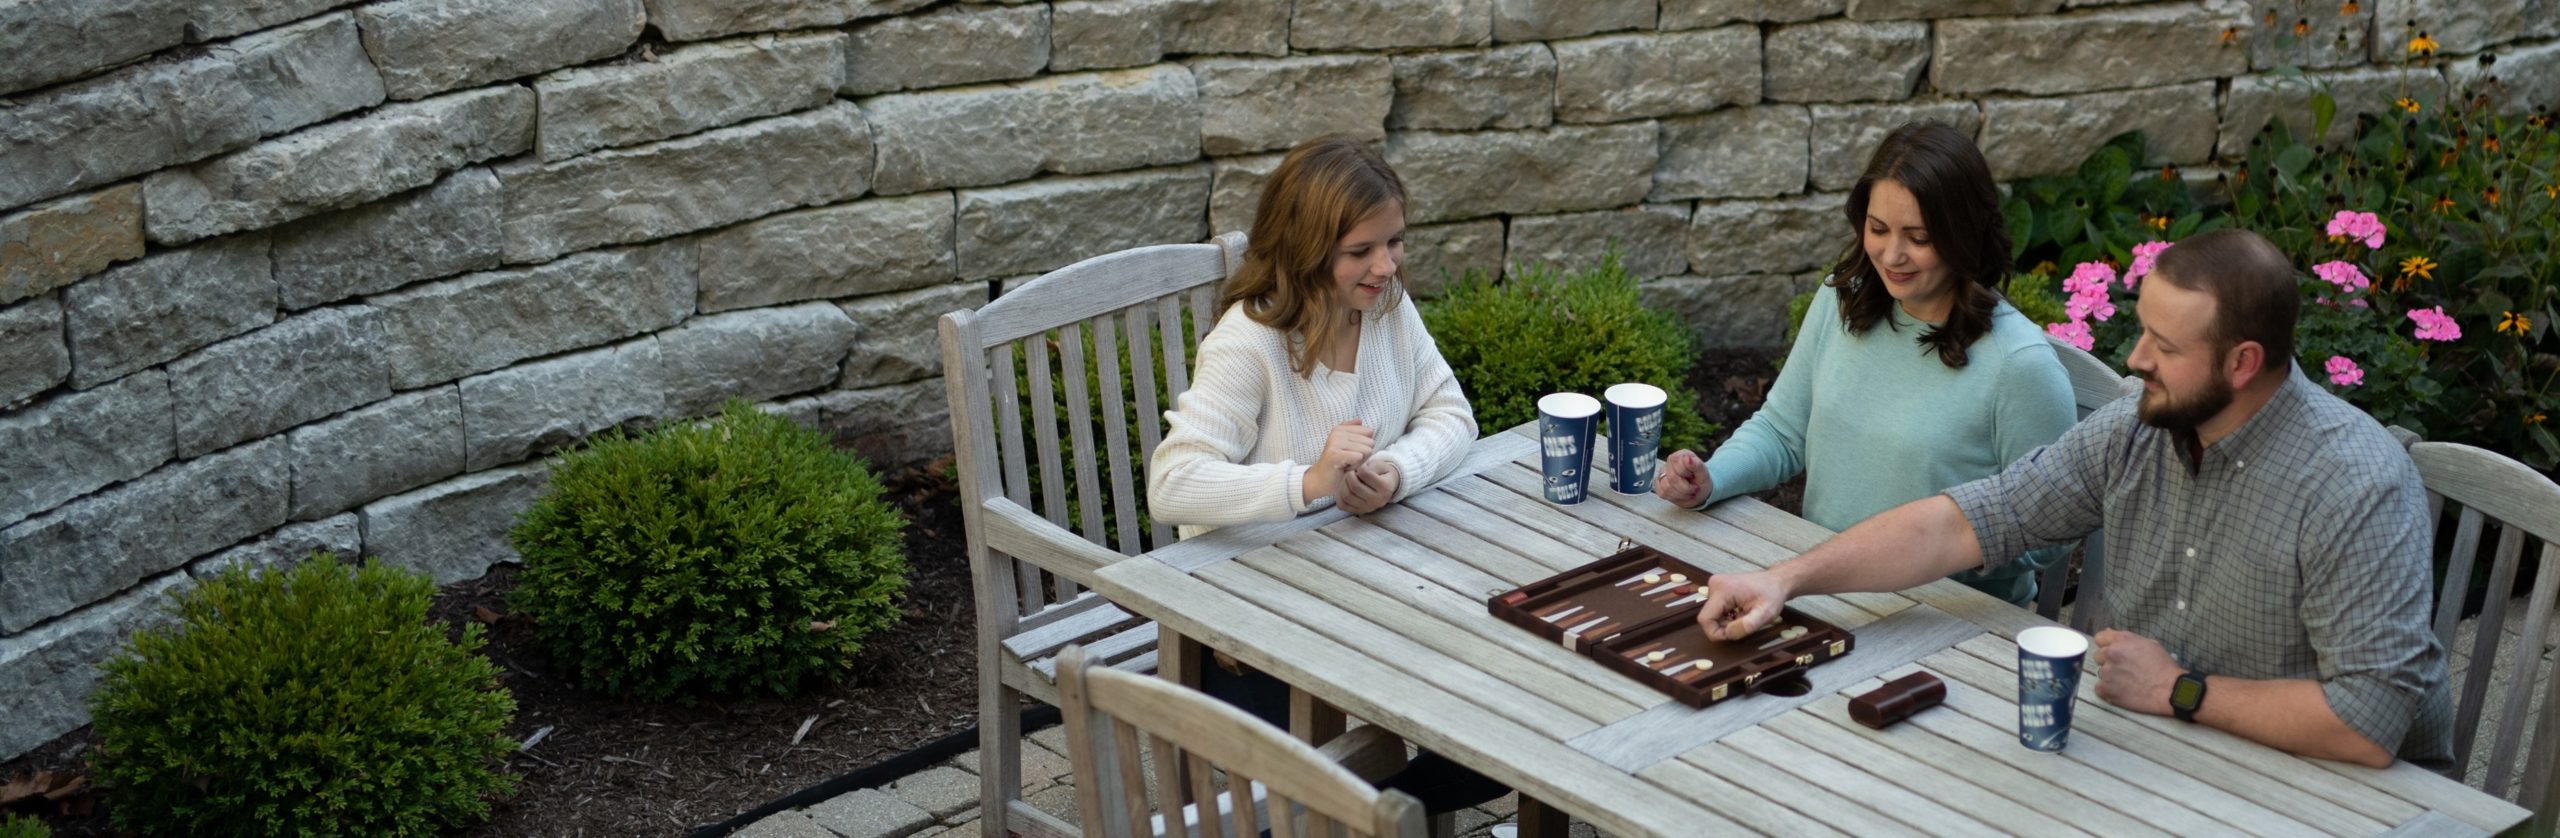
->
[1703,284,2078,604]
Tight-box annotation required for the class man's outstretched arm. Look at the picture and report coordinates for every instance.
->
[1697,494,1985,640]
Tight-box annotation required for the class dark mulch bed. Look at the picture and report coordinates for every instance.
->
[1684,344,1806,515]
[4,346,1793,837]
[3,462,981,838]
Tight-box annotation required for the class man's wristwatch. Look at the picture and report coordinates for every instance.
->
[2170,670,2210,722]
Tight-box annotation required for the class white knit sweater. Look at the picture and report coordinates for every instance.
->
[1148,300,1477,534]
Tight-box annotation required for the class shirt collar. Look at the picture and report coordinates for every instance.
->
[2198,362,2311,466]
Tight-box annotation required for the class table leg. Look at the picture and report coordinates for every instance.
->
[1290,686,1347,747]
[1517,796,1569,838]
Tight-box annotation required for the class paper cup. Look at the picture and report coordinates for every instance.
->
[1536,393,1601,505]
[1604,383,1667,495]
[2016,626,2091,752]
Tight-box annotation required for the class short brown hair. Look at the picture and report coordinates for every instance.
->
[2149,228,2299,368]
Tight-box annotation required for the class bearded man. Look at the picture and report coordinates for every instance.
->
[1696,228,2452,772]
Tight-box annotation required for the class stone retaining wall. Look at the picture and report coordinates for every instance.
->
[3,0,2554,758]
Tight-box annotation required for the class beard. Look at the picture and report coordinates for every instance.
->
[2136,366,2236,433]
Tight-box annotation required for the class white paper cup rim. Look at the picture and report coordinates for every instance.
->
[1604,382,1667,409]
[2018,626,2089,658]
[1539,392,1601,418]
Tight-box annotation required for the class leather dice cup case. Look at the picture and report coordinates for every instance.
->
[1487,543,1854,708]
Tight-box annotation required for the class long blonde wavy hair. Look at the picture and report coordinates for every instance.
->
[1217,135,1408,378]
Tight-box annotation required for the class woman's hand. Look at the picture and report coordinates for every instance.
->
[1338,458,1401,514]
[1653,448,1714,509]
[1301,420,1375,505]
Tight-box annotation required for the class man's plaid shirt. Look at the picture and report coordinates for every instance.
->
[1947,366,2453,772]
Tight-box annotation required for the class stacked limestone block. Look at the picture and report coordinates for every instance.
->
[3,0,2555,760]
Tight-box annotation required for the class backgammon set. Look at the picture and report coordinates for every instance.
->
[1487,543,1854,708]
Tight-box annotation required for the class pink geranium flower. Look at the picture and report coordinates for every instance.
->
[2046,319,2095,351]
[2324,355,2364,387]
[2312,260,2371,292]
[2327,210,2386,249]
[2066,286,2116,322]
[2063,262,2118,296]
[2125,241,2171,287]
[2408,306,2462,341]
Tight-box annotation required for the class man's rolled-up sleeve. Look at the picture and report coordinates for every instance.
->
[2301,469,2442,756]
[1943,397,2128,574]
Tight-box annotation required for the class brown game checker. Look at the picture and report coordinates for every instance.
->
[1488,543,1854,708]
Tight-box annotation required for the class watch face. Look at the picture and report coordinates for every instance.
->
[2171,675,2205,709]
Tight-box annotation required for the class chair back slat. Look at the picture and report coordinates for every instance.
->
[1269,790,1300,838]
[2454,525,2527,767]
[1088,313,1144,556]
[1186,752,1221,838]
[2038,335,2134,630]
[1125,304,1176,548]
[1189,285,1219,345]
[1224,771,1260,838]
[2483,542,2558,798]
[1157,295,1195,406]
[1059,326,1109,559]
[2434,505,2488,653]
[1026,334,1072,523]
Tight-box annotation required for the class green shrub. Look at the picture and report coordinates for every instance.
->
[1421,252,1716,453]
[510,401,909,701]
[89,557,516,837]
[0,813,50,838]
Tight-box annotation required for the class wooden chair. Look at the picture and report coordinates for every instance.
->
[1056,645,1429,838]
[939,232,1246,837]
[2408,440,2560,833]
[2036,336,2140,631]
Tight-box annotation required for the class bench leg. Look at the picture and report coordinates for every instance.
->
[1517,795,1568,838]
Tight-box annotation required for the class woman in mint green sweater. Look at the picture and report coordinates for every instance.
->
[1655,121,2077,605]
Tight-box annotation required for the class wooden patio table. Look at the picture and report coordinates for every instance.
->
[1087,423,2531,837]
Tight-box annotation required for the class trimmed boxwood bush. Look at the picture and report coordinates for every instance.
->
[509,400,909,701]
[1422,252,1716,453]
[88,557,516,837]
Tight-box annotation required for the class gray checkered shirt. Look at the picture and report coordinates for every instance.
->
[1947,366,2453,772]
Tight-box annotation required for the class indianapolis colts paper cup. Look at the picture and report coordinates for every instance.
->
[1604,383,1667,495]
[2016,626,2091,752]
[1537,393,1602,505]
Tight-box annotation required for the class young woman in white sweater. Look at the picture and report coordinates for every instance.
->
[1147,135,1477,537]
[1146,135,1503,814]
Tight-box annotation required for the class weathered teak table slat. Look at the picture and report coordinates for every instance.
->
[1088,424,2531,837]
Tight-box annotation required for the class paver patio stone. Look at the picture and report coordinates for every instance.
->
[887,766,980,818]
[807,788,932,838]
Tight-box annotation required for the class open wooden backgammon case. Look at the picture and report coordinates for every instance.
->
[1487,543,1854,707]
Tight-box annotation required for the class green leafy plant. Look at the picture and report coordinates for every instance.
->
[89,557,516,837]
[2019,67,2559,465]
[0,813,50,838]
[510,401,909,701]
[1422,251,1716,453]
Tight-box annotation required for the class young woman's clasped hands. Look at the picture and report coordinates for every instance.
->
[1305,419,1399,513]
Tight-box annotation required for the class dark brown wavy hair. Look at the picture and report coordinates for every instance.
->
[1218,135,1408,378]
[1826,120,2014,369]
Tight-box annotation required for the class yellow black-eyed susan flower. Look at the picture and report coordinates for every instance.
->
[2340,0,2360,13]
[2434,195,2458,213]
[2401,254,2438,280]
[2396,97,2421,114]
[2499,311,2532,335]
[2409,32,2440,56]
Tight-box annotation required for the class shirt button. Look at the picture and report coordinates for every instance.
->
[2237,459,2247,469]
[2185,547,2196,558]
[2176,600,2187,610]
